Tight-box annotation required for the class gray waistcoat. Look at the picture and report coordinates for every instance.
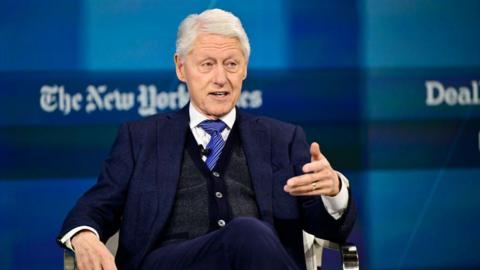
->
[159,132,259,246]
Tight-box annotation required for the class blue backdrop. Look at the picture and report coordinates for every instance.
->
[1,1,479,269]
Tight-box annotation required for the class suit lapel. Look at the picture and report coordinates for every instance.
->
[238,111,274,224]
[146,107,189,250]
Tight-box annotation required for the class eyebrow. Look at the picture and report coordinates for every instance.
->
[197,55,242,63]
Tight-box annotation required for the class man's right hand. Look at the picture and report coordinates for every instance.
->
[71,230,117,270]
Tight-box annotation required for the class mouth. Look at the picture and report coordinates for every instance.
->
[208,91,230,97]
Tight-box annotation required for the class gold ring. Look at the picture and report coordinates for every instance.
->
[312,182,317,191]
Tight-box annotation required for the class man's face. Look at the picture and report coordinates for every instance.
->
[175,33,248,118]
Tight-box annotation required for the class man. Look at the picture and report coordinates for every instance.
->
[58,9,356,270]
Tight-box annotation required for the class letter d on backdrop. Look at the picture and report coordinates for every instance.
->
[425,80,445,106]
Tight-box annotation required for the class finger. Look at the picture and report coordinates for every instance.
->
[75,257,86,270]
[286,183,331,196]
[286,170,334,188]
[93,258,103,270]
[98,248,116,270]
[75,243,110,270]
[284,179,330,194]
[75,252,91,270]
[81,251,101,270]
[77,253,101,270]
[302,160,329,174]
[286,173,318,188]
[285,177,331,194]
[97,244,116,270]
[290,186,332,196]
[102,256,117,270]
[310,142,323,162]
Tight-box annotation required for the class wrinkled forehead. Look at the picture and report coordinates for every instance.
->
[188,33,246,59]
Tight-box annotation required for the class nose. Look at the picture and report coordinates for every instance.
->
[213,65,227,86]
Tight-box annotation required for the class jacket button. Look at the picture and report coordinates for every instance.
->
[215,192,223,198]
[217,219,226,227]
[212,171,220,177]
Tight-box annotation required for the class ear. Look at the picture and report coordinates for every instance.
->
[174,53,186,82]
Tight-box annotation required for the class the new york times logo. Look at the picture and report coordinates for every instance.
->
[40,83,262,116]
[425,80,480,106]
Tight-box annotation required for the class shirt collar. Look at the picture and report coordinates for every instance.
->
[189,103,236,130]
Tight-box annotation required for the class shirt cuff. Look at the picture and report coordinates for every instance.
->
[60,226,100,251]
[321,171,350,220]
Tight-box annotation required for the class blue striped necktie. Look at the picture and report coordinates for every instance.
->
[198,120,227,170]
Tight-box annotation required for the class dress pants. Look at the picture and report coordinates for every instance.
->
[141,217,300,270]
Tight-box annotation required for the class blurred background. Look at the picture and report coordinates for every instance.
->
[1,0,479,269]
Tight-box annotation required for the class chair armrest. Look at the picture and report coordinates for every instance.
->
[320,240,359,270]
[64,249,76,270]
[304,231,359,270]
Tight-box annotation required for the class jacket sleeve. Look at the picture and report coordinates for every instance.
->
[57,122,136,246]
[289,125,357,243]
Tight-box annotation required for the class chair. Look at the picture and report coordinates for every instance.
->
[302,231,359,270]
[64,231,359,269]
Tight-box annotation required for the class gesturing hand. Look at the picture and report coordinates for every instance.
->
[284,142,340,197]
[71,230,117,270]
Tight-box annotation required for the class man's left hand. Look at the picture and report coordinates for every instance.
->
[284,142,340,197]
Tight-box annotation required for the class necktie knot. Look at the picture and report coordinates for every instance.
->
[199,120,227,135]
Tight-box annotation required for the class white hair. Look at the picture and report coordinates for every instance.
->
[176,9,250,60]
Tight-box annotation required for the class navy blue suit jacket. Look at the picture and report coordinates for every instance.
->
[59,106,356,269]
